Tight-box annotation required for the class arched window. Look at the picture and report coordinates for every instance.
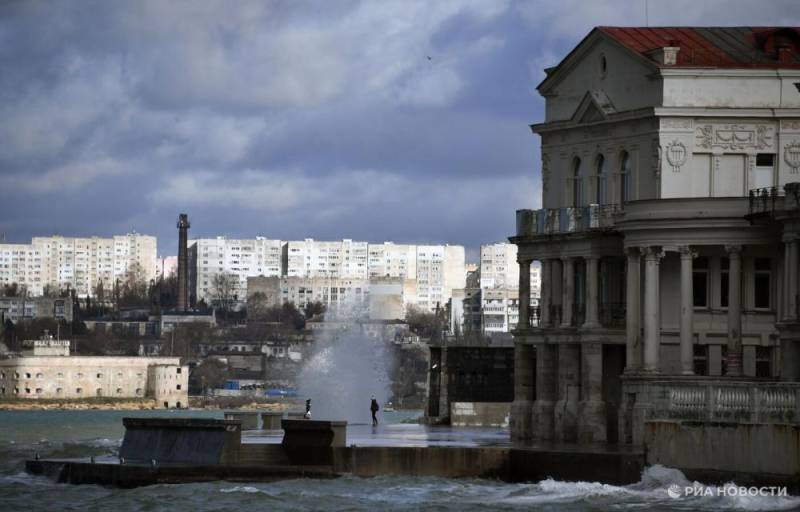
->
[620,151,631,203]
[596,155,607,204]
[572,157,583,207]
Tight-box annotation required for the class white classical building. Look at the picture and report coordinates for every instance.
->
[511,27,800,446]
[0,233,157,297]
[0,336,187,407]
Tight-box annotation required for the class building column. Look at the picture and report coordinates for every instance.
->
[519,259,531,329]
[532,343,557,440]
[679,246,695,375]
[551,259,563,326]
[625,248,641,372]
[561,257,574,327]
[583,256,600,329]
[511,341,534,441]
[554,344,580,441]
[726,245,743,377]
[578,342,606,442]
[642,246,663,373]
[540,259,551,327]
[786,237,798,322]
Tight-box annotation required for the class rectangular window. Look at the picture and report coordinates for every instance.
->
[693,257,709,308]
[693,345,708,376]
[756,346,772,378]
[754,154,775,189]
[754,258,771,309]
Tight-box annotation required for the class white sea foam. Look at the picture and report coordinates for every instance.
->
[220,486,262,494]
[86,437,123,448]
[297,319,392,424]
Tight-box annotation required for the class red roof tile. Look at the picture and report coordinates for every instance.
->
[598,27,800,68]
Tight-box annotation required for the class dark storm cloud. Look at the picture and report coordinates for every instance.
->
[1,0,797,257]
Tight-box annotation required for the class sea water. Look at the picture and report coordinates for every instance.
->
[2,410,800,512]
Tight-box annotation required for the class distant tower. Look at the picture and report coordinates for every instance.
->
[176,214,190,312]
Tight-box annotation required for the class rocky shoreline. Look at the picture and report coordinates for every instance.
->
[0,397,297,412]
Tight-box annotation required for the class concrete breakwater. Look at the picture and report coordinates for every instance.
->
[25,416,800,491]
[26,416,647,487]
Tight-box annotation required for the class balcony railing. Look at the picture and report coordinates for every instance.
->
[748,186,783,216]
[528,305,541,328]
[516,204,620,237]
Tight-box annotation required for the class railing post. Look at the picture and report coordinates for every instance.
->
[706,382,715,422]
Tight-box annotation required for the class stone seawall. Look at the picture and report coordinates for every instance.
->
[333,446,510,478]
[645,420,800,487]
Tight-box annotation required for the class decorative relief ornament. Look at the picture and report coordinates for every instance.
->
[696,125,713,149]
[785,142,800,174]
[693,123,774,151]
[665,141,687,172]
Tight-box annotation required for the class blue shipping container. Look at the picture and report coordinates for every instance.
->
[265,388,298,397]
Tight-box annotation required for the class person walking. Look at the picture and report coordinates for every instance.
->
[370,396,380,426]
[304,398,311,419]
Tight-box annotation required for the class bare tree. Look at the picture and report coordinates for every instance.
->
[210,272,238,312]
[119,263,149,308]
[247,291,271,321]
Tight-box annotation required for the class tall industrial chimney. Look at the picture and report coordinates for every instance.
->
[176,213,190,312]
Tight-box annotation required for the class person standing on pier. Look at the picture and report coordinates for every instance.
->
[304,398,311,419]
[370,396,380,426]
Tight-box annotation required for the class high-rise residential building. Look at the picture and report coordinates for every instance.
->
[479,243,519,289]
[283,239,369,279]
[191,237,283,305]
[415,245,465,312]
[0,234,156,297]
[195,237,465,313]
[367,242,417,279]
[479,242,541,298]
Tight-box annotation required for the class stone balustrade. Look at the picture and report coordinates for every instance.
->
[515,205,619,237]
[628,377,800,425]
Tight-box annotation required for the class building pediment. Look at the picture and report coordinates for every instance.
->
[571,90,617,124]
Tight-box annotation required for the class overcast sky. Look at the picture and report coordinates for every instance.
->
[1,0,798,261]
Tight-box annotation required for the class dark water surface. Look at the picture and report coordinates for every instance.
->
[2,410,799,511]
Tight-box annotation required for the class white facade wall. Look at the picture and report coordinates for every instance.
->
[147,364,189,408]
[0,356,184,403]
